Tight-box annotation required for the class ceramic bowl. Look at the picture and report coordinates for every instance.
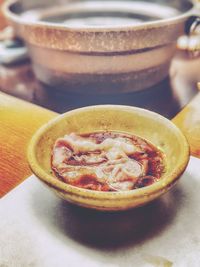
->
[28,105,189,211]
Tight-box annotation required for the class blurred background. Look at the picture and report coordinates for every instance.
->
[0,0,199,117]
[0,0,6,30]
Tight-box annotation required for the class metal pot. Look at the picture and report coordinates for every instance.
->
[3,0,200,94]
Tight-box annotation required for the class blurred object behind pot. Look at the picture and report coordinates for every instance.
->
[0,0,7,30]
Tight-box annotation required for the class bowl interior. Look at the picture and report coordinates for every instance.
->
[31,106,189,189]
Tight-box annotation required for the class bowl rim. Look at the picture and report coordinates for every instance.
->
[27,105,190,200]
[3,0,195,32]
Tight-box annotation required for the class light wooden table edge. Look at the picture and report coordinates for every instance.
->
[0,92,57,197]
[172,92,200,158]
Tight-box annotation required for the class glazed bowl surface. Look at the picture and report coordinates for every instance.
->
[28,105,189,211]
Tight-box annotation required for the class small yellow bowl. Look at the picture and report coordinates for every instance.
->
[28,105,189,211]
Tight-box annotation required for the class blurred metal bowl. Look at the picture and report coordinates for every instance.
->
[3,0,200,93]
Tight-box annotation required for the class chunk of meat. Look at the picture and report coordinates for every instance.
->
[101,137,140,156]
[52,146,72,168]
[56,133,141,157]
[105,159,144,183]
[51,132,164,192]
[62,133,99,153]
[73,153,107,165]
[109,181,134,191]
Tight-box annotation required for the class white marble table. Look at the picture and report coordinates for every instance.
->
[1,157,200,267]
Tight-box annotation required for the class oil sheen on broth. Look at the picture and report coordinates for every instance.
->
[51,131,165,191]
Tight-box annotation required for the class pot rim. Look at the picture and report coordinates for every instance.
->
[3,0,198,32]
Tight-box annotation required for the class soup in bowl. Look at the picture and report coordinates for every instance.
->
[28,105,189,211]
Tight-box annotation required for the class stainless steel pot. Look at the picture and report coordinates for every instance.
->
[3,0,200,94]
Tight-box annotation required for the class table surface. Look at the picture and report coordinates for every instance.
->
[1,157,200,267]
[0,51,200,197]
[0,93,56,196]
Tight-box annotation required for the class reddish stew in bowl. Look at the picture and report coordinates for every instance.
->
[51,131,165,191]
